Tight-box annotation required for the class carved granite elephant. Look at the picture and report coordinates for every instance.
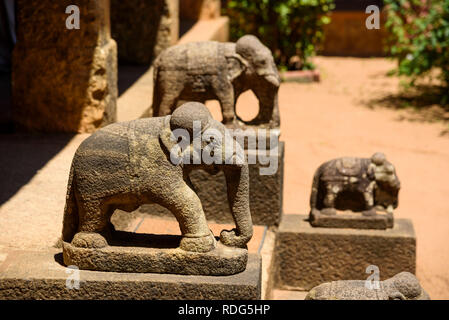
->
[152,35,280,127]
[310,152,400,215]
[62,102,253,253]
[306,272,430,300]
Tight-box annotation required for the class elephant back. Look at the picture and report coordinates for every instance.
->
[186,41,224,75]
[335,157,363,176]
[157,41,224,75]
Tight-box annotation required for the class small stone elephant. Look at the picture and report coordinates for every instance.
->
[152,35,280,127]
[310,152,400,216]
[306,272,430,300]
[62,102,253,254]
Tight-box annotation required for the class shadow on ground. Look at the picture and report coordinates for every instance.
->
[118,63,150,96]
[0,71,12,132]
[0,133,74,205]
[363,84,449,136]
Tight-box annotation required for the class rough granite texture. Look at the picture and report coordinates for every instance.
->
[310,208,393,230]
[139,141,284,226]
[62,103,254,273]
[63,234,248,275]
[273,214,416,291]
[309,152,400,229]
[0,249,261,300]
[306,272,430,300]
[12,0,117,133]
[110,0,178,64]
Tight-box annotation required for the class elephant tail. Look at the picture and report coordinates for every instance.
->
[151,59,162,117]
[61,164,79,243]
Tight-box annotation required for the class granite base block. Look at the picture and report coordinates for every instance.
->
[138,142,285,226]
[62,235,248,276]
[0,249,262,300]
[273,214,416,291]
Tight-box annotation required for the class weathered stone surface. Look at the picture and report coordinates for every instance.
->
[111,0,178,64]
[138,141,284,226]
[310,208,393,229]
[0,249,261,300]
[309,152,400,229]
[306,272,430,300]
[62,103,254,273]
[273,214,416,291]
[63,233,248,276]
[12,0,117,133]
[151,35,281,128]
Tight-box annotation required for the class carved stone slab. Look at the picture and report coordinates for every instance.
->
[0,249,261,300]
[273,214,416,291]
[310,208,393,229]
[63,233,248,276]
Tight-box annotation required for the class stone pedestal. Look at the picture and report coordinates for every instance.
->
[111,0,179,64]
[273,214,416,291]
[138,141,285,226]
[12,0,117,133]
[0,249,261,300]
[62,232,248,276]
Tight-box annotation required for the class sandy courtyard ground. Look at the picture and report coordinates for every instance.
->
[208,56,449,299]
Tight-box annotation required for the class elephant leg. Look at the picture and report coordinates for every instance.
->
[71,199,109,248]
[160,183,215,253]
[216,84,235,124]
[362,182,376,215]
[322,183,337,215]
[158,93,179,116]
[151,81,162,117]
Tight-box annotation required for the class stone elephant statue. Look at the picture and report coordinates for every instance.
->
[306,272,430,300]
[62,102,253,253]
[152,35,280,127]
[310,152,401,215]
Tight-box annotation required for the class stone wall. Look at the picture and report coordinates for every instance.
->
[321,10,387,57]
[180,0,221,21]
[12,0,117,133]
[110,0,179,64]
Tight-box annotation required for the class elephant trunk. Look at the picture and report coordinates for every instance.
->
[220,164,253,247]
[252,83,280,126]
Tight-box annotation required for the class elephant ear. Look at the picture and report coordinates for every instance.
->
[226,54,247,82]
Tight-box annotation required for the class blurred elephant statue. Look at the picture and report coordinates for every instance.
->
[306,272,430,300]
[310,152,401,217]
[62,102,253,253]
[151,35,280,127]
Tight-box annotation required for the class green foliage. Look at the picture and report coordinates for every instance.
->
[384,0,449,104]
[222,0,335,70]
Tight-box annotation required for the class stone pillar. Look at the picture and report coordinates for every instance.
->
[12,0,117,133]
[110,0,179,64]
